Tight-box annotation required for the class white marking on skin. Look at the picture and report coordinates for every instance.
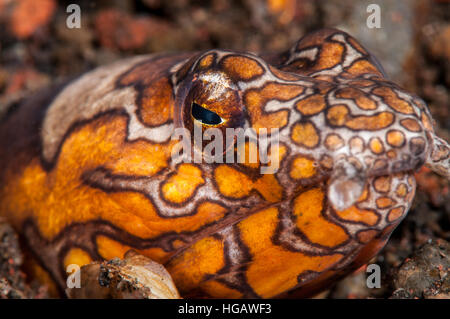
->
[331,33,363,68]
[328,160,365,211]
[170,58,191,74]
[310,65,343,78]
[285,47,319,65]
[262,87,311,114]
[41,55,151,161]
[124,103,174,143]
[264,100,288,113]
[239,73,314,91]
[285,109,301,132]
[199,72,237,101]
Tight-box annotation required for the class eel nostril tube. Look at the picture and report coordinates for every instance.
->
[328,160,366,212]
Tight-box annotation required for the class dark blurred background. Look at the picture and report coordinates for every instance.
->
[0,0,449,298]
[0,0,449,130]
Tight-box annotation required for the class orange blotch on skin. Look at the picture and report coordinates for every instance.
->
[237,141,260,169]
[290,156,317,179]
[324,133,344,151]
[295,95,326,116]
[334,206,379,226]
[214,165,282,202]
[94,116,173,177]
[166,236,225,294]
[376,196,396,209]
[387,206,405,222]
[161,164,205,204]
[406,176,416,202]
[262,143,288,174]
[358,184,370,202]
[239,207,344,298]
[245,91,289,130]
[373,176,391,193]
[326,105,348,126]
[106,191,227,239]
[63,248,92,270]
[395,183,408,198]
[96,236,133,260]
[253,174,283,203]
[245,83,304,130]
[198,54,215,69]
[222,56,264,81]
[421,111,434,131]
[139,77,174,127]
[369,137,385,154]
[356,229,378,244]
[237,140,287,174]
[386,130,405,148]
[214,165,253,198]
[293,188,349,247]
[346,60,383,77]
[346,112,395,131]
[316,42,345,70]
[373,87,415,115]
[400,118,422,132]
[112,141,173,176]
[291,122,320,148]
[327,105,394,131]
[336,87,377,110]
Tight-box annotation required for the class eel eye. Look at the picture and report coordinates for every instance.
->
[191,102,224,125]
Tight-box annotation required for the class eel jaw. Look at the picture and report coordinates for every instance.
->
[426,133,450,180]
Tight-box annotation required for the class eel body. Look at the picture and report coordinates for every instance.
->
[0,28,449,298]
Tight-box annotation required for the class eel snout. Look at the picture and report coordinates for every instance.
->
[426,133,450,179]
[328,131,450,212]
